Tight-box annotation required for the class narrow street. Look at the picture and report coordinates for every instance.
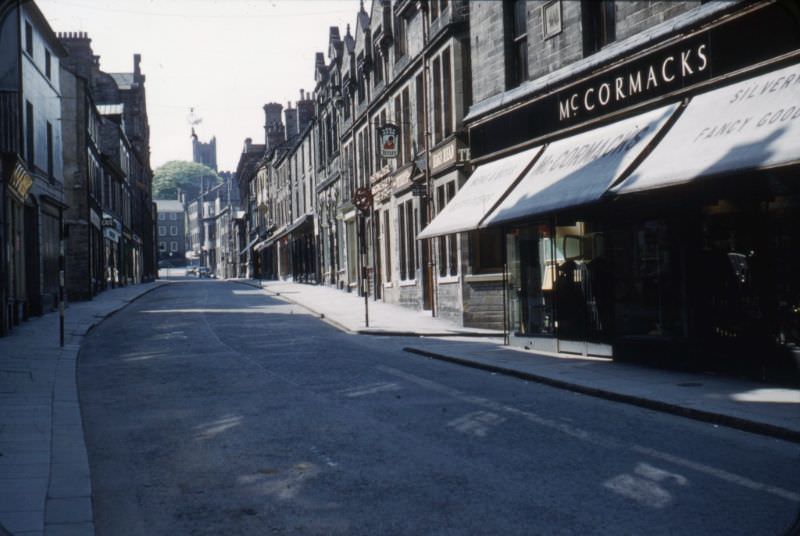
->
[77,280,800,535]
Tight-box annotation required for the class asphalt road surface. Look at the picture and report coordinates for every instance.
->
[78,280,800,535]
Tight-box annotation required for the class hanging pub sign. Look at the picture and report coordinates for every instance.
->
[378,123,399,159]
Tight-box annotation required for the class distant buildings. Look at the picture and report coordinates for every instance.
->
[182,173,239,277]
[0,1,156,336]
[155,199,185,266]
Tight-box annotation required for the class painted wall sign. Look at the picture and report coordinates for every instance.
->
[430,139,459,173]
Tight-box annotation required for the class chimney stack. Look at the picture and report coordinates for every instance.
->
[284,101,299,139]
[297,89,315,132]
[263,102,285,150]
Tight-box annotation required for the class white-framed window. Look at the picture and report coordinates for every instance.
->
[169,212,177,220]
[158,212,165,220]
[170,241,178,252]
[159,242,167,252]
[158,226,166,236]
[170,226,177,236]
[398,199,417,281]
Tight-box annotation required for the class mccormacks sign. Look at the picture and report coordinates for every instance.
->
[557,41,708,121]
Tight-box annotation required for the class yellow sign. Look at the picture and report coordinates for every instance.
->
[8,162,33,200]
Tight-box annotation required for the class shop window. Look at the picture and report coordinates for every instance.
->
[506,223,557,337]
[471,227,504,274]
[582,0,616,57]
[505,0,528,89]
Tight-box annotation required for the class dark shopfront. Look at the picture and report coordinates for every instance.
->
[463,2,800,383]
[503,172,800,384]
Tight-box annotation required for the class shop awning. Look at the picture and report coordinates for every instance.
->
[482,103,680,227]
[613,62,800,195]
[238,236,260,256]
[417,146,543,239]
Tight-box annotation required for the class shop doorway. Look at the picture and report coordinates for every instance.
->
[505,219,612,357]
[553,220,613,356]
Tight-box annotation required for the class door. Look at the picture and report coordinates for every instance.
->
[554,220,613,356]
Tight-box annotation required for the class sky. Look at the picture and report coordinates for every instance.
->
[37,0,358,172]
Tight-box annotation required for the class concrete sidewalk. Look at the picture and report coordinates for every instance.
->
[235,278,800,443]
[235,278,502,337]
[0,281,169,536]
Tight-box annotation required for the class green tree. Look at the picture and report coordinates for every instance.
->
[153,160,220,199]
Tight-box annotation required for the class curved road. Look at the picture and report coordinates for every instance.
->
[77,280,800,535]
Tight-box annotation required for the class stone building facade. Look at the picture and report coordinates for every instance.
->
[444,0,800,382]
[0,0,66,333]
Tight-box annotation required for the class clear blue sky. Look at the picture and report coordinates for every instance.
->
[38,0,357,172]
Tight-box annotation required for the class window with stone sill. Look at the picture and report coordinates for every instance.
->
[582,0,616,57]
[470,227,504,274]
[394,13,407,60]
[505,0,529,89]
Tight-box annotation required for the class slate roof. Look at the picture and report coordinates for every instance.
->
[109,73,134,89]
